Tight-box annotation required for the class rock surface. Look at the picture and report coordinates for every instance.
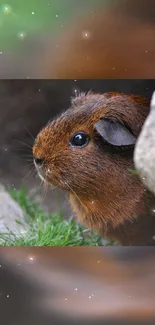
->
[0,184,28,236]
[134,91,155,195]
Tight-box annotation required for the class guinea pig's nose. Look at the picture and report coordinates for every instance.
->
[34,157,44,166]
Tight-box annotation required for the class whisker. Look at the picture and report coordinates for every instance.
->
[24,127,35,141]
[24,163,35,169]
[58,188,72,213]
[35,169,59,203]
[14,135,34,146]
[22,166,36,182]
[64,181,85,209]
[11,155,33,165]
[42,98,53,115]
[18,155,33,160]
[14,148,33,153]
[20,162,34,169]
[42,183,49,200]
[14,153,33,158]
[22,159,33,163]
[17,140,33,150]
[50,185,58,191]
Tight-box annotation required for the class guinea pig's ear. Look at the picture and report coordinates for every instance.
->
[94,118,136,146]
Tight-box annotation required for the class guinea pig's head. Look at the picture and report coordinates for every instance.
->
[33,92,149,197]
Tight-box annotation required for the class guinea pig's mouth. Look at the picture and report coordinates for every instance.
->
[34,159,50,183]
[34,159,64,189]
[33,158,71,191]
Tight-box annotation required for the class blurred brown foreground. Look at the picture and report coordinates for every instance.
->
[44,0,155,79]
[0,247,155,324]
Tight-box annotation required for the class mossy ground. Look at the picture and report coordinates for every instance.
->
[0,187,114,246]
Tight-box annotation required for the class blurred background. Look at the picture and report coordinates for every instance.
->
[1,247,155,324]
[0,0,154,78]
[0,79,155,217]
[0,1,155,322]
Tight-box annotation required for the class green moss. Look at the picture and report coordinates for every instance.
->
[0,187,114,246]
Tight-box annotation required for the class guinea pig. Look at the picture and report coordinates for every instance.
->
[33,92,155,246]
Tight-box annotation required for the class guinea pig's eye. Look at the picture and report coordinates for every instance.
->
[69,131,89,148]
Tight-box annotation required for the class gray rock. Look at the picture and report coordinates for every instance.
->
[0,184,28,237]
[134,91,155,195]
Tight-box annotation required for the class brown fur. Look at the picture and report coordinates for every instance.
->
[33,92,155,246]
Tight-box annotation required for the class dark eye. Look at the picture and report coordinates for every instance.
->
[69,131,89,148]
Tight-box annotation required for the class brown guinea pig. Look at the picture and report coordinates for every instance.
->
[33,92,155,246]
